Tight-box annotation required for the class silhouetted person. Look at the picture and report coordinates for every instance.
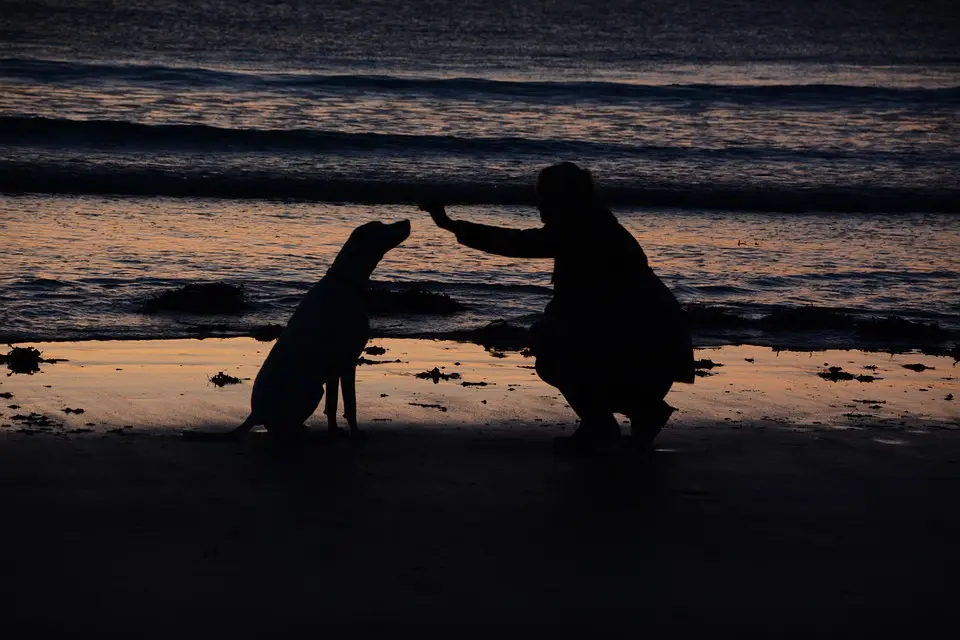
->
[421,162,694,451]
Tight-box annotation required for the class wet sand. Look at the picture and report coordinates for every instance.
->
[1,339,958,635]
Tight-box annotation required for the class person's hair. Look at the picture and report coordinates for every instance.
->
[536,162,595,210]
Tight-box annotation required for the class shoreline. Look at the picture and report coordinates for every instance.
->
[2,326,957,359]
[1,337,956,435]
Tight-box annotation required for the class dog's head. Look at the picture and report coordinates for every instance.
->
[331,220,411,282]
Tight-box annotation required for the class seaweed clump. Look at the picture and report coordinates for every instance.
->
[817,366,878,383]
[209,371,242,387]
[415,367,461,384]
[1,345,63,375]
[144,283,246,315]
[693,359,724,370]
[11,412,62,432]
[818,366,855,382]
[693,358,724,377]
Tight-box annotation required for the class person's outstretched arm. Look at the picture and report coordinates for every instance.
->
[419,202,554,259]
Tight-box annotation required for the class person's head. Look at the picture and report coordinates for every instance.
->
[535,162,595,226]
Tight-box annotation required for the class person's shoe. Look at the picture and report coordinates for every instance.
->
[627,401,676,449]
[553,422,621,454]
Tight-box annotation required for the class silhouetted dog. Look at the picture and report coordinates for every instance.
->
[184,220,410,442]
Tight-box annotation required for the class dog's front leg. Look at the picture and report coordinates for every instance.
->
[324,375,342,435]
[341,365,360,437]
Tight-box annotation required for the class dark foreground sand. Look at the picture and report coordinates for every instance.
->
[2,424,958,637]
[1,339,957,635]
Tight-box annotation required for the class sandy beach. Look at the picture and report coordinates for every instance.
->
[1,338,957,635]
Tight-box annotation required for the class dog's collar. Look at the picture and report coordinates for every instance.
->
[327,267,368,296]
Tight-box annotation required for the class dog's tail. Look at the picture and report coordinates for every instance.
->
[182,414,258,442]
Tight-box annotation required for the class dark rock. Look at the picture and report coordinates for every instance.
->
[684,304,744,329]
[365,287,466,315]
[143,283,246,315]
[856,317,948,342]
[364,346,387,356]
[902,363,934,372]
[760,307,854,331]
[448,320,530,352]
[919,344,960,361]
[251,324,284,342]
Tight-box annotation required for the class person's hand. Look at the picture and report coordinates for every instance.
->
[418,200,455,231]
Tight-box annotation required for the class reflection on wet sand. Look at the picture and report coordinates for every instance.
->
[1,338,956,437]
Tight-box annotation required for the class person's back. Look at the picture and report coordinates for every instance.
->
[544,207,693,382]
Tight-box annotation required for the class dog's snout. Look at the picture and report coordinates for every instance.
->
[395,219,411,237]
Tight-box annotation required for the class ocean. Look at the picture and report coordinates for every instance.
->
[1,0,958,349]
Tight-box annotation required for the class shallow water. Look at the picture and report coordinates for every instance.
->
[1,194,957,346]
[1,1,958,346]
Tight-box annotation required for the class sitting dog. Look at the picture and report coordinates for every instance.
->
[184,219,410,441]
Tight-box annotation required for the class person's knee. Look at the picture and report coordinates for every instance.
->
[534,354,565,388]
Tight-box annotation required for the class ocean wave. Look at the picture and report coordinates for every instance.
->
[1,160,956,213]
[3,58,958,104]
[12,277,73,290]
[9,116,958,164]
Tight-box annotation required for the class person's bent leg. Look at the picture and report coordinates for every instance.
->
[612,377,674,448]
[533,317,621,451]
[558,384,620,438]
